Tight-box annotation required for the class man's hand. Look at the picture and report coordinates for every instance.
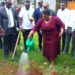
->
[0,25,5,37]
[30,17,34,22]
[20,26,24,32]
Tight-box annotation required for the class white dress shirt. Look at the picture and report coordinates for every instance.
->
[57,8,69,29]
[67,10,75,31]
[19,6,34,30]
[40,7,43,12]
[5,6,14,28]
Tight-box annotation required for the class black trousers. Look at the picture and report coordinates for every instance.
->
[4,28,17,58]
[23,29,31,50]
[0,38,3,49]
[37,30,42,50]
[62,31,66,51]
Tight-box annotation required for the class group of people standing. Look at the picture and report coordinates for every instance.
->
[28,0,64,65]
[57,1,75,57]
[0,0,75,65]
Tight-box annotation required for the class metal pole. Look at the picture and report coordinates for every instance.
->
[34,0,36,9]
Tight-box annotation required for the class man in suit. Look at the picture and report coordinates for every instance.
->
[43,2,56,16]
[0,0,18,59]
[33,1,43,50]
[0,1,5,49]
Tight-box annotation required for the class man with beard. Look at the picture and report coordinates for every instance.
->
[57,1,69,52]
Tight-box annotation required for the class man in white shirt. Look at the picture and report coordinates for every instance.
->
[19,0,34,51]
[57,1,69,52]
[65,10,75,57]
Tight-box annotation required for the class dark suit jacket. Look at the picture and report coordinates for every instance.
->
[33,7,56,24]
[33,7,42,24]
[49,9,56,16]
[0,7,18,32]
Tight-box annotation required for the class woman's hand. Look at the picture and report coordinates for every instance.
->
[59,32,63,37]
[59,28,64,37]
[28,33,32,39]
[28,31,34,39]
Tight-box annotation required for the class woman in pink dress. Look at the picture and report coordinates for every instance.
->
[28,9,64,65]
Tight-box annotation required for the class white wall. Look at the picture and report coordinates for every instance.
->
[44,0,56,11]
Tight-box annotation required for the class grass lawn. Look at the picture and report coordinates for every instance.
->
[0,32,75,75]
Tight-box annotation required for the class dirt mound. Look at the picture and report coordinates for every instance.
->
[29,62,43,75]
[0,61,43,75]
[0,62,18,75]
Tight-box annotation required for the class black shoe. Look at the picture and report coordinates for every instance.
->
[4,55,9,60]
[0,45,3,49]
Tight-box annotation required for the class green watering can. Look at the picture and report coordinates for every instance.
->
[26,38,35,52]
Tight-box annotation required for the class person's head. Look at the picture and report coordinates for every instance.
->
[60,1,66,10]
[5,0,12,8]
[38,1,43,8]
[24,0,30,10]
[1,2,5,6]
[43,2,49,10]
[16,5,21,12]
[42,9,50,21]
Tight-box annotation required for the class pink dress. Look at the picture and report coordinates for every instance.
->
[33,16,64,61]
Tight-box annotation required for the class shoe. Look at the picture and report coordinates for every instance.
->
[4,55,9,60]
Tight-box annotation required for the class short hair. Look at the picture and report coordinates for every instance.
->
[25,0,30,3]
[5,0,12,4]
[60,1,66,5]
[42,9,50,16]
[38,0,43,3]
[43,2,49,9]
[43,2,49,7]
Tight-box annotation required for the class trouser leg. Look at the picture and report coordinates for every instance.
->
[62,32,65,51]
[23,29,31,50]
[65,32,71,54]
[71,31,75,57]
[37,30,42,50]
